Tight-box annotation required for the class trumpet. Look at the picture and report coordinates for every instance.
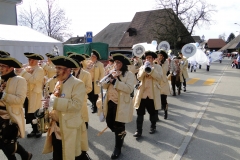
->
[97,70,122,86]
[144,61,152,73]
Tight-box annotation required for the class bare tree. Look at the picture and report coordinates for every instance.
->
[18,5,41,30]
[152,0,216,52]
[18,0,71,42]
[219,33,226,42]
[226,33,235,43]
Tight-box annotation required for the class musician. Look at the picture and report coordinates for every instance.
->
[178,52,189,92]
[170,56,181,96]
[156,50,171,119]
[104,58,114,75]
[128,56,143,76]
[85,50,105,113]
[41,53,56,79]
[16,53,45,138]
[42,56,90,160]
[68,53,92,129]
[0,55,32,160]
[101,53,135,159]
[133,51,163,137]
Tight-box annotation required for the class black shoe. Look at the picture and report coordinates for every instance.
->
[149,128,156,134]
[178,89,181,95]
[27,131,36,138]
[28,153,33,160]
[35,131,42,138]
[111,147,121,159]
[184,89,186,92]
[172,92,176,96]
[91,107,97,113]
[133,131,142,137]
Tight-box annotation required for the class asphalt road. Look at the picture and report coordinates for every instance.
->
[1,58,239,160]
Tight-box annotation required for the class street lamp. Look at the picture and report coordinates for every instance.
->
[234,23,240,35]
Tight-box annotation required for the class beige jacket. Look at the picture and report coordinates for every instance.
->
[1,76,27,138]
[102,71,135,123]
[76,69,92,122]
[133,63,163,110]
[42,76,88,160]
[160,61,171,95]
[180,57,189,82]
[19,65,44,113]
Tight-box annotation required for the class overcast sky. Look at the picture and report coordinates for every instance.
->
[17,0,240,41]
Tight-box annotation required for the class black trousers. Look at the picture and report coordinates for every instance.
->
[161,95,167,110]
[87,82,99,108]
[136,97,156,129]
[171,75,180,92]
[106,100,125,133]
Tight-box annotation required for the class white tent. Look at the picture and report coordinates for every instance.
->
[0,24,63,64]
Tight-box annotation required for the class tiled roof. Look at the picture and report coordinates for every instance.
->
[207,39,226,48]
[93,22,130,47]
[118,9,194,48]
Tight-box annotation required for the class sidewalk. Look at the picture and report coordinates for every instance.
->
[181,60,240,160]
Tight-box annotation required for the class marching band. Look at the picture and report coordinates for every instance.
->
[0,44,190,160]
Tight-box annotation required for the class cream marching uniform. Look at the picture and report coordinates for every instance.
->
[133,51,163,137]
[0,55,32,159]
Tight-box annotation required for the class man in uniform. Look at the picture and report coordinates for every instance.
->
[16,53,45,138]
[42,56,90,160]
[68,53,92,129]
[179,52,189,92]
[85,50,105,113]
[133,51,163,137]
[41,53,56,80]
[0,54,32,159]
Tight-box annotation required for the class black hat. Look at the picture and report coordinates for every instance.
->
[0,50,10,57]
[50,56,79,68]
[66,52,74,56]
[108,58,114,62]
[158,49,168,59]
[82,54,90,59]
[112,53,131,65]
[68,54,86,63]
[145,51,157,59]
[173,56,182,59]
[24,52,44,60]
[0,56,22,68]
[91,50,101,60]
[45,53,56,58]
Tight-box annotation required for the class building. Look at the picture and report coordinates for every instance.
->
[0,0,22,25]
[205,39,226,51]
[94,9,194,51]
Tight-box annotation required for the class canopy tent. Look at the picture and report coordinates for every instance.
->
[0,24,63,64]
[63,42,109,60]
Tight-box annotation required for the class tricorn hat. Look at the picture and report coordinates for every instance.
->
[112,53,131,65]
[145,51,157,59]
[50,56,79,68]
[45,53,56,58]
[82,53,90,59]
[91,50,101,60]
[0,50,10,57]
[68,54,86,63]
[0,56,22,68]
[24,52,44,60]
[66,52,75,56]
[158,49,168,59]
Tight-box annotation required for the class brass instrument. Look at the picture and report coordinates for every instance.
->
[97,70,122,86]
[144,61,152,73]
[33,75,57,133]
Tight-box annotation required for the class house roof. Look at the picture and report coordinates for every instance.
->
[219,34,240,51]
[118,9,194,48]
[192,36,201,43]
[93,22,131,47]
[207,39,226,48]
